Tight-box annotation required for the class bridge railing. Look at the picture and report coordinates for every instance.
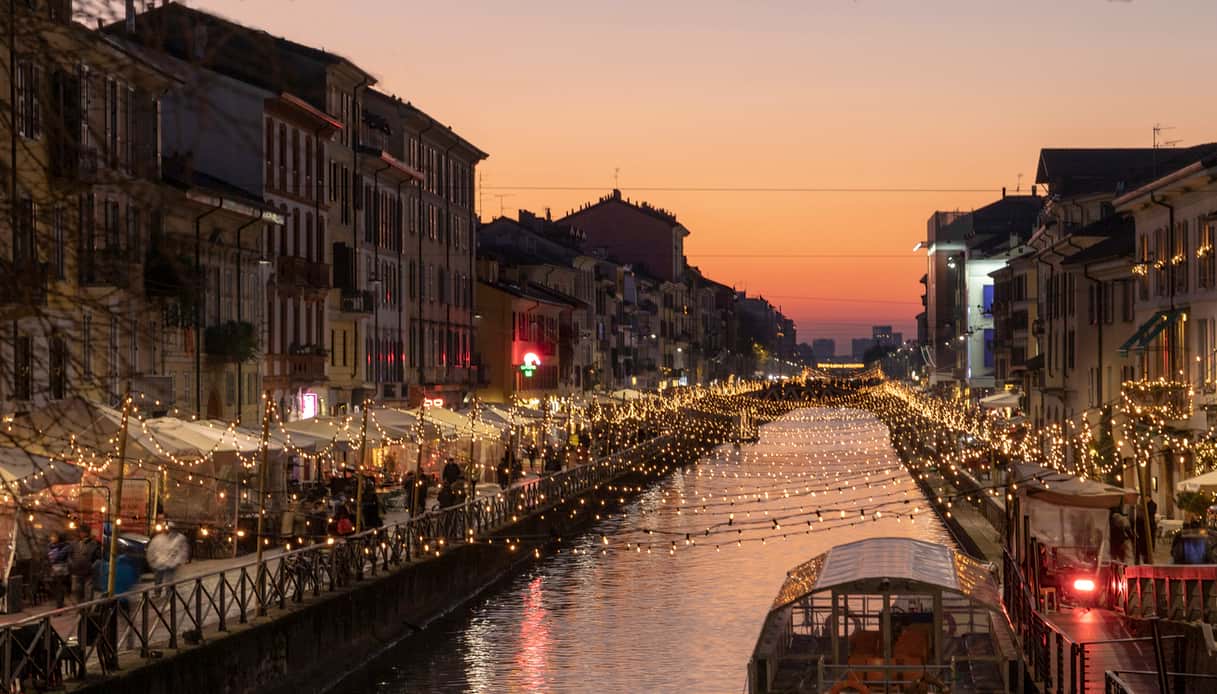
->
[0,430,681,690]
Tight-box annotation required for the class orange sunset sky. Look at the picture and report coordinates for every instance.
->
[192,0,1217,347]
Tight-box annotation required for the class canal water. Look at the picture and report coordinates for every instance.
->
[355,408,952,693]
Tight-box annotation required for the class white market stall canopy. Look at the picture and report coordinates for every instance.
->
[979,391,1020,409]
[0,446,83,494]
[1178,468,1217,493]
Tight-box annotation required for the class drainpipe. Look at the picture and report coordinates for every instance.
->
[234,214,263,424]
[194,198,224,417]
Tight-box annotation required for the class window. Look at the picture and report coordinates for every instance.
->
[16,195,35,265]
[226,371,236,406]
[1122,280,1135,322]
[1200,221,1217,290]
[49,334,67,400]
[278,124,287,191]
[291,128,300,195]
[52,206,65,279]
[83,312,93,377]
[106,78,118,168]
[127,204,140,255]
[264,117,274,189]
[15,61,41,139]
[13,336,32,401]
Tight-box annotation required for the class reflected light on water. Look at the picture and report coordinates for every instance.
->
[362,408,950,693]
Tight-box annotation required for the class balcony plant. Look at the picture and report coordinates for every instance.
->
[288,343,328,357]
[205,320,258,362]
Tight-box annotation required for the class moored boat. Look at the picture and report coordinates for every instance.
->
[748,537,1020,693]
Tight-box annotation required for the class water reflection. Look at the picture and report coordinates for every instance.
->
[363,408,950,693]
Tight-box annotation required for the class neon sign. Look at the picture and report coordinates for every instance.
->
[424,397,444,408]
[520,352,541,378]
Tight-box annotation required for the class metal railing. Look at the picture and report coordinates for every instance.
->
[1104,669,1217,694]
[0,430,682,689]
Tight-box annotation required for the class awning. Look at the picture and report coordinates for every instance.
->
[1013,463,1137,508]
[980,391,1021,409]
[1119,309,1183,356]
[1177,468,1217,493]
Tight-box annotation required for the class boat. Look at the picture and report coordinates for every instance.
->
[747,537,1020,693]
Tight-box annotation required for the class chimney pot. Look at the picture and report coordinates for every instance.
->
[1002,186,1006,199]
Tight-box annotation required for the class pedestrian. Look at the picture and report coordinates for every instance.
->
[334,505,355,537]
[1147,497,1158,540]
[414,473,431,514]
[360,477,382,529]
[46,532,71,608]
[497,449,511,489]
[442,457,461,486]
[146,518,189,597]
[69,525,102,604]
[526,442,538,471]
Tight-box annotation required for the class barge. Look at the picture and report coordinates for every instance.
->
[747,537,1020,693]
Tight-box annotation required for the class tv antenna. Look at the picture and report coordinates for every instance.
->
[493,193,514,218]
[1015,173,1023,193]
[614,167,620,189]
[1153,123,1181,149]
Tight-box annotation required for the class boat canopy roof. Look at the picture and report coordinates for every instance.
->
[1013,463,1137,508]
[771,537,999,610]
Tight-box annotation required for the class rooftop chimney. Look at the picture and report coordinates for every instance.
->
[1001,186,1006,199]
[126,0,136,32]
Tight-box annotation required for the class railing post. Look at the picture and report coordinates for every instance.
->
[1073,642,1083,694]
[169,587,179,650]
[1056,631,1065,694]
[218,573,227,632]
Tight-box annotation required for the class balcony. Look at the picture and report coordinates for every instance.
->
[340,288,374,314]
[276,255,329,293]
[266,352,326,387]
[1122,379,1193,421]
[0,259,48,312]
[79,247,132,288]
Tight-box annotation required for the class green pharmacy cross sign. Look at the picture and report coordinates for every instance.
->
[520,352,541,378]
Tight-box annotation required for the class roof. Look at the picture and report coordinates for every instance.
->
[1060,216,1135,266]
[478,280,582,309]
[1036,144,1217,197]
[560,189,681,227]
[770,538,1000,611]
[109,2,375,104]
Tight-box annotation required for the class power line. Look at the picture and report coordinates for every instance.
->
[693,254,919,259]
[481,185,1001,194]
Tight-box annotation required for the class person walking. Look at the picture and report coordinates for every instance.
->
[442,458,461,486]
[146,519,189,597]
[47,532,71,608]
[68,525,101,604]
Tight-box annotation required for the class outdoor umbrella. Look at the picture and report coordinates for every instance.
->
[1177,469,1217,493]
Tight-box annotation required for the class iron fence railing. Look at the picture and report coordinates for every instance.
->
[0,432,678,689]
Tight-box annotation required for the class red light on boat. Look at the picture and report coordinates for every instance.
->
[1073,578,1096,592]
